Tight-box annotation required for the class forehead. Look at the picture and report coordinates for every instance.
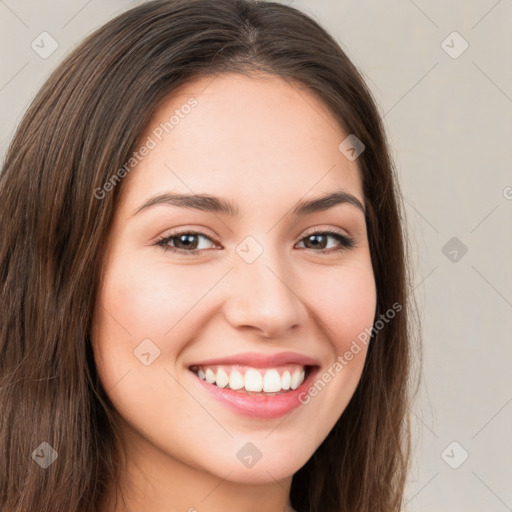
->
[121,72,364,211]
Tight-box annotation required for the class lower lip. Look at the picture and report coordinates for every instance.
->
[190,367,320,419]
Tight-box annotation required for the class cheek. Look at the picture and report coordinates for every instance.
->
[97,253,216,339]
[91,253,229,390]
[309,263,377,352]
[290,262,376,447]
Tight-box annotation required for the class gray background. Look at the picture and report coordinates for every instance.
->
[1,1,511,510]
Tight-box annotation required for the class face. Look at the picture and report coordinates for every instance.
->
[92,72,376,488]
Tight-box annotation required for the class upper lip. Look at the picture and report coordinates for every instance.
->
[188,351,320,369]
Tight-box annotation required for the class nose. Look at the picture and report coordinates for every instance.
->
[223,248,307,339]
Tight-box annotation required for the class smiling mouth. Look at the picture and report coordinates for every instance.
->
[189,364,315,396]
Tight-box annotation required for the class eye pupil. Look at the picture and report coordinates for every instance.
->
[305,234,327,249]
[176,234,198,250]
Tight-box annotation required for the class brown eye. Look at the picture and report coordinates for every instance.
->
[156,231,218,254]
[155,229,355,256]
[296,231,355,253]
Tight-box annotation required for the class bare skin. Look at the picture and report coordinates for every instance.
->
[92,72,376,512]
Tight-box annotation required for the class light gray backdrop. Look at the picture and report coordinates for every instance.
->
[1,1,511,510]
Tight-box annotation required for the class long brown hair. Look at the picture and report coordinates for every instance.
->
[0,1,420,510]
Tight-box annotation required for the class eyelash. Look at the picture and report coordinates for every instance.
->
[154,229,356,255]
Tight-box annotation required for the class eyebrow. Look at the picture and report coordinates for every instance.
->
[131,189,366,217]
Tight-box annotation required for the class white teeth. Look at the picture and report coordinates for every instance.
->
[263,369,281,392]
[215,368,229,388]
[193,365,308,394]
[290,369,305,390]
[229,370,244,390]
[290,370,300,389]
[205,368,216,384]
[281,370,291,390]
[244,369,263,392]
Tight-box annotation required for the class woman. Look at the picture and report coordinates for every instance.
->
[0,1,418,511]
